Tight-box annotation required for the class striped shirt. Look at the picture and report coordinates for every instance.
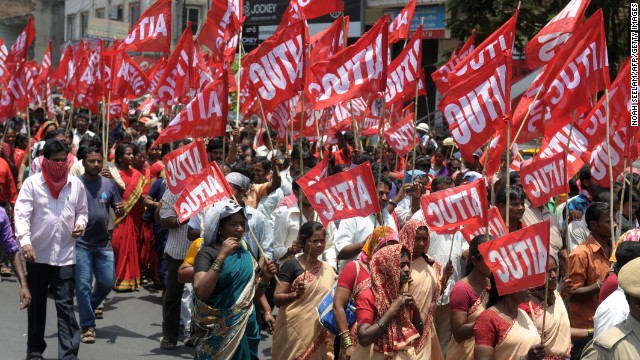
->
[159,190,190,260]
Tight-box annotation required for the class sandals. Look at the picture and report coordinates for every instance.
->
[81,328,96,344]
[95,308,103,319]
[160,337,177,350]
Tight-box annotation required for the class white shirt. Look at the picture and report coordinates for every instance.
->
[594,286,629,337]
[15,173,88,266]
[257,188,284,227]
[568,219,589,253]
[73,129,95,149]
[334,210,397,271]
[395,195,417,229]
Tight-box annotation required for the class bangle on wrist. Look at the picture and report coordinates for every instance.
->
[338,330,349,338]
[210,258,224,272]
[587,328,594,337]
[377,320,387,331]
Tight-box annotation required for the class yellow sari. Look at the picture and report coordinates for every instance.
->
[411,256,443,360]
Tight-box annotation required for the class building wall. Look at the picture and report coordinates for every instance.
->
[34,0,65,66]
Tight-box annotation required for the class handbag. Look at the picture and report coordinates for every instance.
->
[317,261,361,335]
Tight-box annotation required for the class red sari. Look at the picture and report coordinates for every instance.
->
[138,167,159,285]
[112,168,148,292]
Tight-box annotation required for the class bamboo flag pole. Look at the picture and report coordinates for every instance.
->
[482,136,494,237]
[604,89,615,247]
[26,108,32,166]
[505,120,512,229]
[617,156,628,241]
[563,111,576,257]
[67,95,76,130]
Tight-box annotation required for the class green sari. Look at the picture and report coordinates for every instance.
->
[193,248,258,360]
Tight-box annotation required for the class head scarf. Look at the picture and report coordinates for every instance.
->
[42,157,70,199]
[404,170,426,184]
[369,244,419,355]
[203,200,245,247]
[530,252,560,306]
[398,219,430,258]
[34,120,57,141]
[225,172,251,191]
[611,229,640,262]
[357,225,399,264]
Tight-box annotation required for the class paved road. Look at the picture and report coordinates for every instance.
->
[0,274,273,360]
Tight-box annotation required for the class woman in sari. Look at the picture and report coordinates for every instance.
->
[334,226,399,359]
[352,244,423,359]
[474,275,545,360]
[446,234,492,360]
[272,221,336,359]
[192,201,276,359]
[520,254,574,360]
[398,219,443,360]
[111,143,148,292]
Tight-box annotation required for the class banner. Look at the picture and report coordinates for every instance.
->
[302,162,380,226]
[198,0,242,57]
[6,17,35,64]
[421,179,488,231]
[306,16,388,110]
[537,123,588,179]
[388,0,416,44]
[118,0,171,53]
[589,126,640,187]
[153,26,194,106]
[163,139,209,195]
[478,221,550,295]
[385,26,422,105]
[310,16,347,61]
[525,0,590,70]
[174,162,234,222]
[111,50,151,99]
[0,67,27,120]
[296,150,330,189]
[521,151,568,207]
[384,112,416,157]
[459,207,507,243]
[294,0,343,19]
[432,30,475,94]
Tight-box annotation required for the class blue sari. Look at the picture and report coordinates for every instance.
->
[193,248,258,360]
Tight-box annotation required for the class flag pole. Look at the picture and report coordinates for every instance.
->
[105,93,111,166]
[617,156,628,241]
[67,95,76,130]
[505,120,511,230]
[482,136,494,237]
[604,89,615,247]
[563,111,576,259]
[26,107,32,166]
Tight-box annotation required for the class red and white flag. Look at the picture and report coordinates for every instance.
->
[174,162,234,222]
[118,0,171,53]
[388,0,416,44]
[6,17,35,64]
[198,0,243,58]
[297,150,330,189]
[274,2,306,34]
[521,151,568,207]
[246,21,307,112]
[294,0,343,20]
[589,125,640,187]
[112,50,151,99]
[448,10,517,89]
[163,139,209,195]
[36,41,52,88]
[459,207,507,243]
[439,50,512,162]
[52,46,74,89]
[306,16,388,110]
[154,76,228,146]
[384,112,416,157]
[385,26,422,105]
[310,16,348,62]
[479,221,550,295]
[536,122,589,179]
[302,162,380,226]
[421,180,488,232]
[153,26,194,106]
[137,97,154,114]
[432,30,475,94]
[525,0,590,70]
[0,67,28,120]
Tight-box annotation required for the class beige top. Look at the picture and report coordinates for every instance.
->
[581,315,640,360]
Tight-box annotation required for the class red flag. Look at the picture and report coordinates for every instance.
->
[153,26,194,106]
[111,50,151,99]
[6,17,35,64]
[118,0,171,53]
[137,97,154,114]
[24,60,40,105]
[421,180,488,232]
[536,123,589,179]
[0,39,8,80]
[525,0,590,69]
[246,22,307,112]
[384,112,416,157]
[449,10,517,89]
[73,45,102,113]
[297,150,330,189]
[432,30,475,94]
[388,0,416,44]
[52,45,74,88]
[521,152,568,207]
[459,207,507,243]
[174,162,234,222]
[274,2,306,34]
[45,82,55,118]
[310,16,348,62]
[0,67,28,121]
[293,0,343,20]
[163,139,209,195]
[589,124,640,187]
[439,50,512,162]
[478,221,551,295]
[302,162,380,226]
[154,76,228,146]
[385,26,422,105]
[306,16,388,110]
[36,41,52,88]
[147,57,167,94]
[198,0,242,57]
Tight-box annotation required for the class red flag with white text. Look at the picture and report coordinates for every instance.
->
[198,0,242,58]
[459,207,507,243]
[384,112,416,157]
[421,180,488,232]
[536,123,588,179]
[432,30,475,94]
[36,41,52,88]
[385,27,422,105]
[163,139,209,195]
[153,26,194,106]
[112,50,151,99]
[6,17,35,64]
[521,151,568,207]
[294,0,343,20]
[388,0,416,44]
[0,67,28,120]
[310,16,348,62]
[174,162,234,222]
[297,150,330,189]
[589,125,640,187]
[118,0,171,53]
[479,221,550,295]
[302,162,380,226]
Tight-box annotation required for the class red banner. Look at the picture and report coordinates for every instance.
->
[589,126,640,187]
[198,0,242,57]
[384,112,416,157]
[154,76,228,146]
[439,50,511,162]
[306,16,388,110]
[153,26,194,106]
[388,0,416,44]
[294,0,343,19]
[297,150,330,189]
[36,41,52,88]
[163,139,209,195]
[478,221,550,296]
[52,46,74,89]
[432,30,475,94]
[302,162,380,226]
[385,26,422,105]
[6,17,35,64]
[459,207,507,243]
[174,162,234,222]
[0,67,27,120]
[310,16,348,62]
[118,0,171,53]
[421,180,488,231]
[525,0,590,70]
[536,123,588,179]
[246,21,307,112]
[112,50,151,99]
[521,151,568,207]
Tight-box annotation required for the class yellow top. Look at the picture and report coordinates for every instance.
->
[184,238,204,266]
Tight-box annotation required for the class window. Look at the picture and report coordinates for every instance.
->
[111,5,124,21]
[66,15,75,41]
[182,6,200,35]
[80,12,89,38]
[95,8,105,19]
[129,3,141,27]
